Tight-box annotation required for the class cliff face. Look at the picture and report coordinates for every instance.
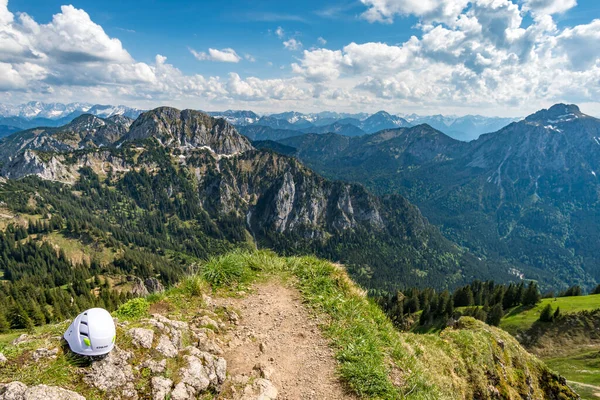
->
[191,150,386,237]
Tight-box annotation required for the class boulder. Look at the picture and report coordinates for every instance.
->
[178,355,211,394]
[0,353,7,364]
[241,378,278,400]
[127,328,154,349]
[0,382,85,400]
[151,377,172,400]
[11,334,28,346]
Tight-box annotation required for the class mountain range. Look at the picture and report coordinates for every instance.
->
[258,104,600,290]
[0,107,505,292]
[0,102,520,142]
[0,102,144,136]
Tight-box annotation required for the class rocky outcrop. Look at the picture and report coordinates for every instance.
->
[0,382,85,400]
[124,107,253,155]
[144,278,165,294]
[131,277,149,297]
[1,150,130,182]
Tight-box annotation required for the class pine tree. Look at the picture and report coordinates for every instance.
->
[523,282,541,306]
[487,304,503,326]
[539,304,554,322]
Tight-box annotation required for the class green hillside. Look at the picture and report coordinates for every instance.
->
[500,294,600,334]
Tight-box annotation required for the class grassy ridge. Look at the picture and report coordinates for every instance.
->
[0,250,578,399]
[500,294,600,334]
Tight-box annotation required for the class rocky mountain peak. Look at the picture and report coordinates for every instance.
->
[124,107,253,155]
[68,114,107,130]
[525,103,585,124]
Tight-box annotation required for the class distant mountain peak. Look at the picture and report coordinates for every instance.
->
[525,103,584,124]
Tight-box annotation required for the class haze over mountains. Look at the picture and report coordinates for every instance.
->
[0,102,519,142]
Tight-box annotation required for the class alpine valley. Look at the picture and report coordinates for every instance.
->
[263,104,600,292]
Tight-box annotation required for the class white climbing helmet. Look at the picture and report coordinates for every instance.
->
[64,308,116,356]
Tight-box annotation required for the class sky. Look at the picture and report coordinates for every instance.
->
[0,0,599,117]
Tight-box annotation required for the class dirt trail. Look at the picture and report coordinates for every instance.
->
[217,280,355,400]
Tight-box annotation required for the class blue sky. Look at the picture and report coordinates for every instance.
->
[1,0,600,116]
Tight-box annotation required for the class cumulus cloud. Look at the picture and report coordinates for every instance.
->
[317,37,327,45]
[0,0,598,116]
[190,48,242,63]
[292,0,600,112]
[360,0,470,23]
[283,38,303,51]
[522,0,577,15]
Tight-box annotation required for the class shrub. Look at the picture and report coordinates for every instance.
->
[115,298,150,320]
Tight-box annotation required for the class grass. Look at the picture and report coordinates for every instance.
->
[545,350,600,399]
[500,295,600,334]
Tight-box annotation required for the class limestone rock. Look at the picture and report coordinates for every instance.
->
[85,347,137,398]
[141,359,167,374]
[156,335,178,358]
[11,334,28,346]
[144,278,165,294]
[127,328,154,349]
[170,382,193,400]
[151,377,173,400]
[32,348,58,361]
[179,355,211,393]
[241,378,278,400]
[131,277,149,297]
[0,382,85,400]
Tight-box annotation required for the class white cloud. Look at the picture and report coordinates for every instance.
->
[522,0,577,15]
[275,26,285,39]
[317,37,327,45]
[0,0,598,117]
[360,0,470,24]
[283,38,303,51]
[190,48,242,63]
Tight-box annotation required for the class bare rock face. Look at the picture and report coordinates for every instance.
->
[127,328,154,349]
[131,277,149,297]
[144,278,165,294]
[0,382,85,400]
